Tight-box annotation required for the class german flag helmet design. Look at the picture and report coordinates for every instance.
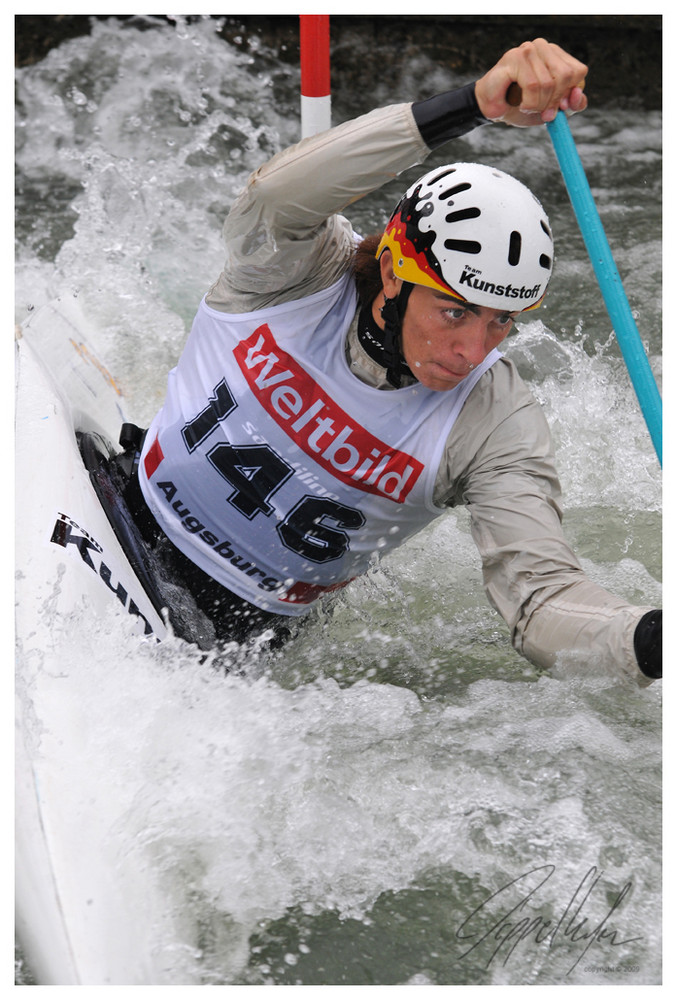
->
[376,162,554,312]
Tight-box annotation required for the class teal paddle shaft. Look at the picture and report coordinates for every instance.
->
[546,111,662,466]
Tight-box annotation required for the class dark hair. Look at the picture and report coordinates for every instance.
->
[350,233,384,307]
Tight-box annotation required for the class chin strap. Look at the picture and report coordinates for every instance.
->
[380,282,414,388]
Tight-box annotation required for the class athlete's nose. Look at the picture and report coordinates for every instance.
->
[453,315,492,370]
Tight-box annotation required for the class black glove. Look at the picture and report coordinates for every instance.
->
[634,610,662,679]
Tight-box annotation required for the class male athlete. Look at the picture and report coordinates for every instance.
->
[120,38,660,683]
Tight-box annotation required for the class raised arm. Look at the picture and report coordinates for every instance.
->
[206,38,588,312]
[208,102,428,309]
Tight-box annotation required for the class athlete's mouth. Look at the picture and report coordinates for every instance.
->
[431,361,468,379]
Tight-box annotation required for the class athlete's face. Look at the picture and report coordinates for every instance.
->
[376,252,520,392]
[400,285,518,391]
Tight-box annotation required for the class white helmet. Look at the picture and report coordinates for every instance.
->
[377,162,554,311]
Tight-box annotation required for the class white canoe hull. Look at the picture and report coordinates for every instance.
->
[15,297,186,984]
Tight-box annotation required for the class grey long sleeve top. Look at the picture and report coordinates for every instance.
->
[204,100,653,684]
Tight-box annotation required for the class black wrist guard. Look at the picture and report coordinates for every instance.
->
[634,609,662,679]
[412,82,489,150]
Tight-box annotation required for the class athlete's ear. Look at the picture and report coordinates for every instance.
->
[378,249,402,299]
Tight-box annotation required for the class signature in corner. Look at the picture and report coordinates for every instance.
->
[455,864,642,975]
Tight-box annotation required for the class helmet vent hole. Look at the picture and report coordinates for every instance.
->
[438,182,471,200]
[541,220,552,238]
[539,253,552,270]
[428,167,458,187]
[508,231,522,266]
[445,207,481,224]
[444,239,482,255]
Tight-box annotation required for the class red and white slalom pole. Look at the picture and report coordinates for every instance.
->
[299,15,331,137]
